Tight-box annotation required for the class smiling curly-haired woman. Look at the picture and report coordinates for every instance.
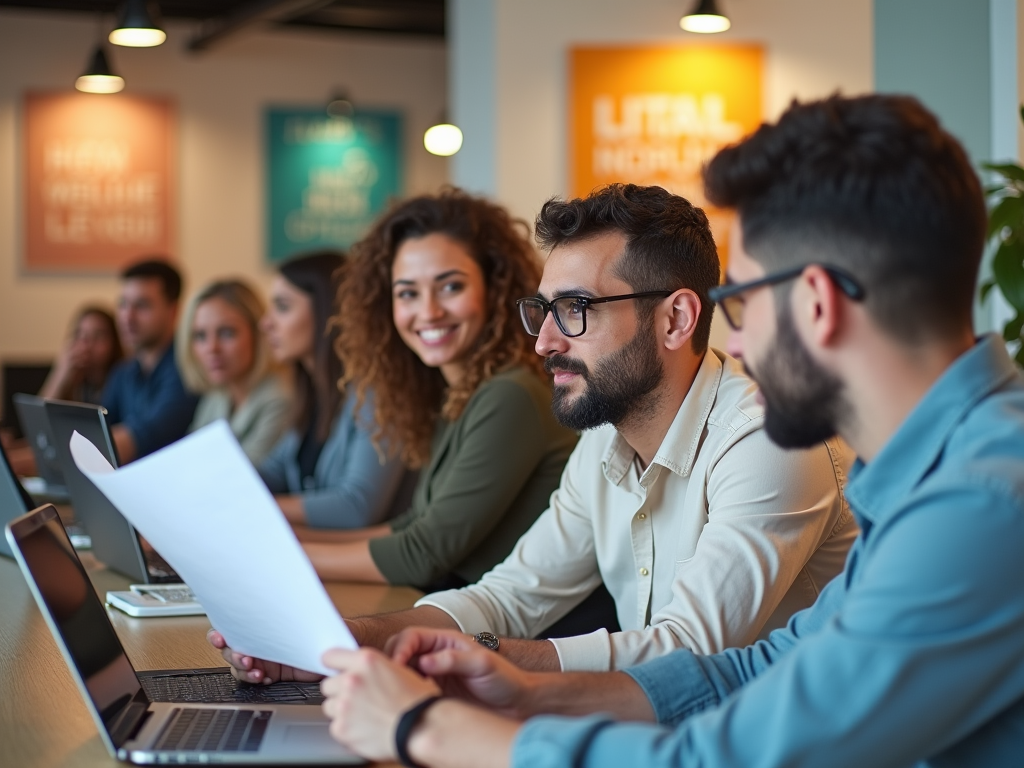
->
[297,188,577,592]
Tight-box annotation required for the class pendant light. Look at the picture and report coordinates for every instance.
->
[680,0,731,33]
[75,46,125,94]
[326,90,355,118]
[109,0,167,47]
[423,116,463,157]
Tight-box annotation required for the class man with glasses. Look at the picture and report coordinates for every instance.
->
[315,95,1023,768]
[215,183,854,682]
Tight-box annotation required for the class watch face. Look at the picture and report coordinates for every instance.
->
[475,632,499,652]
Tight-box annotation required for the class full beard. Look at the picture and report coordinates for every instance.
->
[747,304,848,449]
[547,327,664,432]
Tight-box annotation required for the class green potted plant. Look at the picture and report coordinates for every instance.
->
[980,107,1024,367]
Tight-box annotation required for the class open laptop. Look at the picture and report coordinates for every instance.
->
[6,505,360,765]
[12,393,70,502]
[45,399,179,584]
[0,438,36,558]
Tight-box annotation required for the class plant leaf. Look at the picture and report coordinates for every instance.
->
[982,162,1024,183]
[1001,312,1024,343]
[980,279,996,303]
[991,240,1024,311]
[986,195,1024,239]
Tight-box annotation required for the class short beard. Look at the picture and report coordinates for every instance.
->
[547,326,664,432]
[748,303,848,449]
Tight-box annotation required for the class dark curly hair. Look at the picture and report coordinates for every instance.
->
[335,188,545,467]
[534,184,719,353]
[703,94,985,343]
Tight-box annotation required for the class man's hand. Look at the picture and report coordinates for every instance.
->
[206,629,323,685]
[320,647,441,763]
[385,628,538,717]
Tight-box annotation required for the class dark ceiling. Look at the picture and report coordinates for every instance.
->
[0,0,445,49]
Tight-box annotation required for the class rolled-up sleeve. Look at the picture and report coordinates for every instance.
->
[554,429,848,672]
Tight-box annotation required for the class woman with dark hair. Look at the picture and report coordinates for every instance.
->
[295,189,577,590]
[40,306,123,404]
[257,251,406,529]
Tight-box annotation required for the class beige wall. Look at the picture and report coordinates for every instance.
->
[485,0,873,350]
[0,10,448,361]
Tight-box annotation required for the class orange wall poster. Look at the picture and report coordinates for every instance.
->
[570,45,763,266]
[24,92,176,272]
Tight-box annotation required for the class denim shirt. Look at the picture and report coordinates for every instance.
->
[512,335,1024,768]
[102,345,199,459]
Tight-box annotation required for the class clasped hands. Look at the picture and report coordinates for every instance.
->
[207,627,534,762]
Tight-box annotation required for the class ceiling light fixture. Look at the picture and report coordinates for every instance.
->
[424,118,463,157]
[680,0,731,33]
[109,0,167,47]
[326,91,355,118]
[75,46,125,94]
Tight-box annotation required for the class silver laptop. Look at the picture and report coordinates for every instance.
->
[45,399,178,584]
[12,393,70,501]
[0,439,35,558]
[6,505,362,765]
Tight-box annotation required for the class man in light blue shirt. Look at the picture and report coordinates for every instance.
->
[312,94,1024,768]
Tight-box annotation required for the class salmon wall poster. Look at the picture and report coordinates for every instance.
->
[570,45,763,266]
[23,91,177,272]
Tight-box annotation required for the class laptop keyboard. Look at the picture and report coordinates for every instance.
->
[154,708,272,752]
[141,670,325,704]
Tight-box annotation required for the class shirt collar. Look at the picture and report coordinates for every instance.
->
[845,335,1020,524]
[602,350,723,485]
[131,343,174,378]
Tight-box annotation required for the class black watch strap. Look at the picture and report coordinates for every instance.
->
[394,695,443,768]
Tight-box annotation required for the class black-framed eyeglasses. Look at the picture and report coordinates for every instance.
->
[708,264,866,331]
[516,291,673,338]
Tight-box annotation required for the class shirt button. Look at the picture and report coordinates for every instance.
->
[639,567,649,576]
[637,513,646,520]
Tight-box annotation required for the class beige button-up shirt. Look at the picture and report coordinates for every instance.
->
[418,349,858,671]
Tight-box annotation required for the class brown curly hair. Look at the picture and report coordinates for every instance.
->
[335,188,546,468]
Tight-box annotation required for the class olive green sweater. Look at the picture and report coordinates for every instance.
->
[368,367,577,589]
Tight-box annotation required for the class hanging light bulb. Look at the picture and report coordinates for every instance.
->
[424,120,463,157]
[680,0,731,33]
[76,46,125,94]
[109,0,166,47]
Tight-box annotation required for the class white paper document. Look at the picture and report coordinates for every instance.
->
[70,420,356,675]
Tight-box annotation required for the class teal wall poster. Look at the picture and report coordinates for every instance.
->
[266,108,403,262]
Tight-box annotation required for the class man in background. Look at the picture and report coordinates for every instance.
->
[103,258,198,462]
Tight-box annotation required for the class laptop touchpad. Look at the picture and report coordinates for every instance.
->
[284,723,336,747]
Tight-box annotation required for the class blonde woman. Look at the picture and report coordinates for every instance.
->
[176,279,290,466]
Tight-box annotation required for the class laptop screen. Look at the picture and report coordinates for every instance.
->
[44,401,149,584]
[0,441,33,558]
[9,507,147,748]
[13,393,67,487]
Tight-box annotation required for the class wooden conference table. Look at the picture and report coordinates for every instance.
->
[0,549,422,767]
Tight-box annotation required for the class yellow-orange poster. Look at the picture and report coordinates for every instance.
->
[24,92,176,272]
[570,45,762,263]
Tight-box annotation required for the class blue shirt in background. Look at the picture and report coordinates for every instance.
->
[102,345,199,460]
[512,334,1024,768]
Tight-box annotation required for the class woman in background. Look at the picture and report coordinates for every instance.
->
[40,306,123,404]
[177,279,290,466]
[297,189,578,591]
[258,251,407,529]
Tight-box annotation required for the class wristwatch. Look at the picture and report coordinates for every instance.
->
[474,631,500,652]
